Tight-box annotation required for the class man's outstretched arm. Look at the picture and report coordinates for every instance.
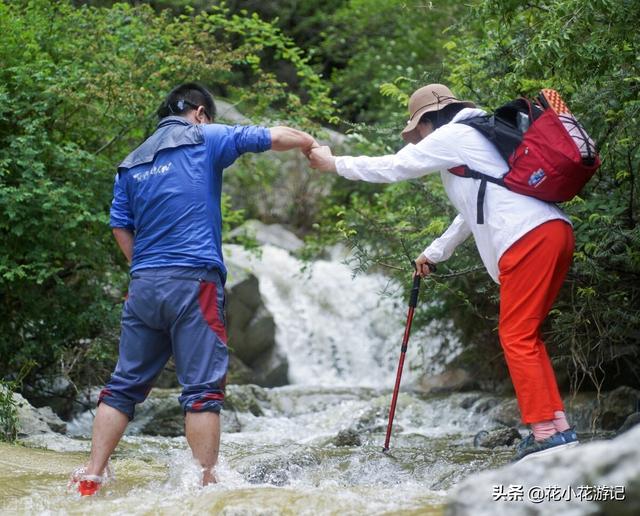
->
[269,126,317,156]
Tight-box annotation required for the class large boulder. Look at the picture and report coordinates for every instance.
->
[224,255,289,387]
[228,219,304,253]
[598,386,640,431]
[21,374,77,420]
[417,368,476,394]
[136,388,242,436]
[446,425,640,515]
[488,398,521,427]
[226,354,255,385]
[617,412,640,434]
[12,392,67,436]
[250,346,289,387]
[564,387,640,433]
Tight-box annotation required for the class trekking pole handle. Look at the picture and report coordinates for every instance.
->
[409,261,421,308]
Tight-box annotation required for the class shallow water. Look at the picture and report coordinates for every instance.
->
[0,387,512,515]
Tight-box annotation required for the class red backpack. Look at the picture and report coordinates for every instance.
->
[449,89,601,224]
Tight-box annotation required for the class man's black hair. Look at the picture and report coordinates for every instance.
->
[157,82,216,122]
[420,103,466,130]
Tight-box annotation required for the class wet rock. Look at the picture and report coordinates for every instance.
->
[417,368,475,394]
[251,346,289,387]
[565,387,640,433]
[224,261,289,387]
[136,388,242,436]
[13,392,67,436]
[599,386,640,431]
[226,354,255,385]
[333,429,362,447]
[242,306,277,364]
[353,405,389,433]
[489,398,521,427]
[446,424,640,516]
[154,357,180,389]
[473,427,521,449]
[225,384,269,416]
[140,402,183,437]
[226,274,270,363]
[472,397,501,414]
[221,409,242,433]
[617,412,640,435]
[460,393,483,410]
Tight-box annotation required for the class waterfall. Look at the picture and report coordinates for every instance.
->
[224,244,458,388]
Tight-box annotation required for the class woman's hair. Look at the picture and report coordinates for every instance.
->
[419,103,466,130]
[157,82,216,121]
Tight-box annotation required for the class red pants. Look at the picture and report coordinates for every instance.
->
[498,220,574,424]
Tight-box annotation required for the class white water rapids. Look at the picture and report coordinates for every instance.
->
[224,243,459,388]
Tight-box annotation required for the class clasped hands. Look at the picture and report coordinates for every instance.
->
[303,141,337,173]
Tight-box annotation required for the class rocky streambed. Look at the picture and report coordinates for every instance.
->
[2,383,640,515]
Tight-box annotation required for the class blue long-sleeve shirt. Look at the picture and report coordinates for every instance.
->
[110,116,271,281]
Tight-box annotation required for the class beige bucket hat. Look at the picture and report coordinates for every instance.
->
[401,84,475,143]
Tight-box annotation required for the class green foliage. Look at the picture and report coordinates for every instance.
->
[0,384,19,442]
[223,0,463,128]
[0,0,330,385]
[317,0,464,125]
[0,363,34,442]
[200,5,335,124]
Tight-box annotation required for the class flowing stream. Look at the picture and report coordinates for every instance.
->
[0,244,511,515]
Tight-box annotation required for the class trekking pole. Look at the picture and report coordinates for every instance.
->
[382,260,435,453]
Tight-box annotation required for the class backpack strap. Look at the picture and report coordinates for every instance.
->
[448,165,506,224]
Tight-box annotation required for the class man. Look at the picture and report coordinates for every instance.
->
[308,83,578,462]
[74,83,317,495]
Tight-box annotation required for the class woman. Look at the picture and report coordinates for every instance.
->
[308,83,578,461]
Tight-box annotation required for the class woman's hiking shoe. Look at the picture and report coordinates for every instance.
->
[561,427,579,444]
[515,431,575,462]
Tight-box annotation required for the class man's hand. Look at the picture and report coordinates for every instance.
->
[415,253,436,278]
[308,145,337,172]
[270,127,317,155]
